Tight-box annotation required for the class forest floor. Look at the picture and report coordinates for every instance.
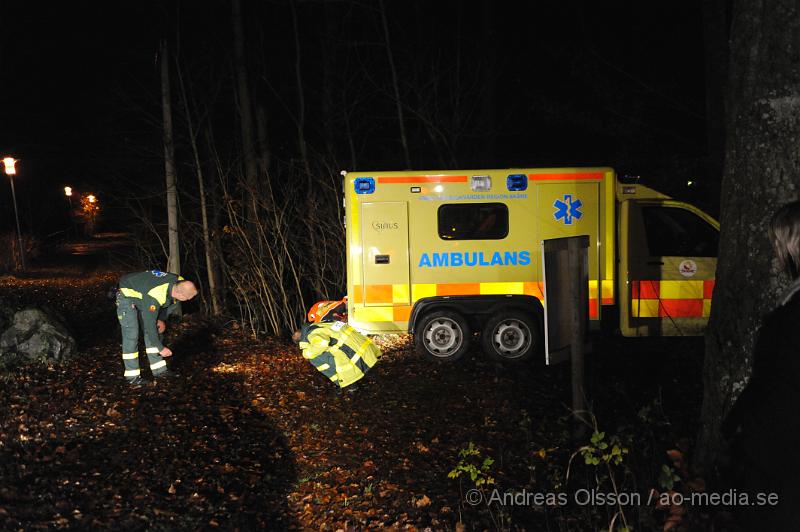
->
[0,234,721,531]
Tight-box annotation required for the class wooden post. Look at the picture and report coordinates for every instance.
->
[568,242,588,441]
[542,236,590,441]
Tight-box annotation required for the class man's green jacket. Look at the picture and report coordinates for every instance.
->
[118,270,182,352]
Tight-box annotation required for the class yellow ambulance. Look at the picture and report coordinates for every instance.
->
[343,167,719,362]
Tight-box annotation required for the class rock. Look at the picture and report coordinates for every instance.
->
[0,307,77,367]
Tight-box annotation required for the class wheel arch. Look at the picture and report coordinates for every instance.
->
[408,295,544,334]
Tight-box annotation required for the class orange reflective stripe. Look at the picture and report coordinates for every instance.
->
[352,285,363,303]
[365,284,393,304]
[632,280,660,299]
[377,175,468,184]
[659,299,704,318]
[631,279,714,318]
[589,299,599,319]
[352,280,611,322]
[393,306,412,322]
[704,280,715,299]
[523,281,544,300]
[437,283,480,296]
[601,280,614,304]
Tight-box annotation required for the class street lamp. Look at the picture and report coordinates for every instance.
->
[3,157,25,271]
[64,186,73,209]
[64,186,75,237]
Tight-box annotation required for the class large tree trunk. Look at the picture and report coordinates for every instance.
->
[160,39,181,275]
[697,0,800,471]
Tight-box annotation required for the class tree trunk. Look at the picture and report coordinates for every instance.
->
[697,0,800,471]
[378,0,411,169]
[321,0,336,161]
[160,39,181,275]
[480,0,497,165]
[232,0,259,220]
[256,105,272,178]
[290,0,311,176]
[175,58,222,316]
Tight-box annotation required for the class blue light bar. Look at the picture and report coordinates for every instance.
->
[354,177,375,194]
[507,174,527,191]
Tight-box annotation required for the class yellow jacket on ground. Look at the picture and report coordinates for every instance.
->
[298,321,380,388]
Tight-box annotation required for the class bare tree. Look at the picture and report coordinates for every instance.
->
[290,0,311,176]
[175,56,222,315]
[378,0,411,168]
[232,0,259,222]
[160,39,180,274]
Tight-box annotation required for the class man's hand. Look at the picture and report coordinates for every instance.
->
[159,346,173,357]
[157,320,166,334]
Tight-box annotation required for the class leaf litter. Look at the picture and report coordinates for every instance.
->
[0,263,705,530]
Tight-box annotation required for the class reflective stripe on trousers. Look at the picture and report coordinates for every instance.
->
[116,292,166,378]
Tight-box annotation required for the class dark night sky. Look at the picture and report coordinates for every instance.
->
[0,1,709,233]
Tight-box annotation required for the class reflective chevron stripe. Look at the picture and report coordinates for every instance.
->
[120,287,142,299]
[351,279,615,322]
[631,280,714,318]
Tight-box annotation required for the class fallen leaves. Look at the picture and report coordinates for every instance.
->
[414,494,431,508]
[0,262,711,531]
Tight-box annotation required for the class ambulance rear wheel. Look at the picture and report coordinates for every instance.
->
[481,311,539,362]
[415,311,471,362]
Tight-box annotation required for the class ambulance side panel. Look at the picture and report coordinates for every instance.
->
[345,168,616,335]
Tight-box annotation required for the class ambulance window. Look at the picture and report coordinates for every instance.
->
[438,203,508,240]
[641,206,718,257]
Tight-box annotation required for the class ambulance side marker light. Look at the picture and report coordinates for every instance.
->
[355,177,375,194]
[507,174,527,191]
[411,186,421,193]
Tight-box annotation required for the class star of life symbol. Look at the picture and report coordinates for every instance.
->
[553,194,583,225]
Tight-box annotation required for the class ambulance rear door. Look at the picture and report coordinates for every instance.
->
[620,200,719,336]
[360,201,411,307]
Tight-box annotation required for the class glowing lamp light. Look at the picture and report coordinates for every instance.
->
[434,185,444,193]
[88,195,96,203]
[64,186,73,197]
[3,157,16,176]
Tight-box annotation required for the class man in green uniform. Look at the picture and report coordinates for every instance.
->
[116,270,198,385]
[292,299,380,391]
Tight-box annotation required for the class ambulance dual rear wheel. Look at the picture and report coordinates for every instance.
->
[415,310,471,362]
[481,311,539,362]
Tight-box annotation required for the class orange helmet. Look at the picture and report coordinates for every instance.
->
[307,298,347,323]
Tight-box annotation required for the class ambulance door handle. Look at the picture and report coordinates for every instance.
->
[375,255,390,264]
[646,260,664,266]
